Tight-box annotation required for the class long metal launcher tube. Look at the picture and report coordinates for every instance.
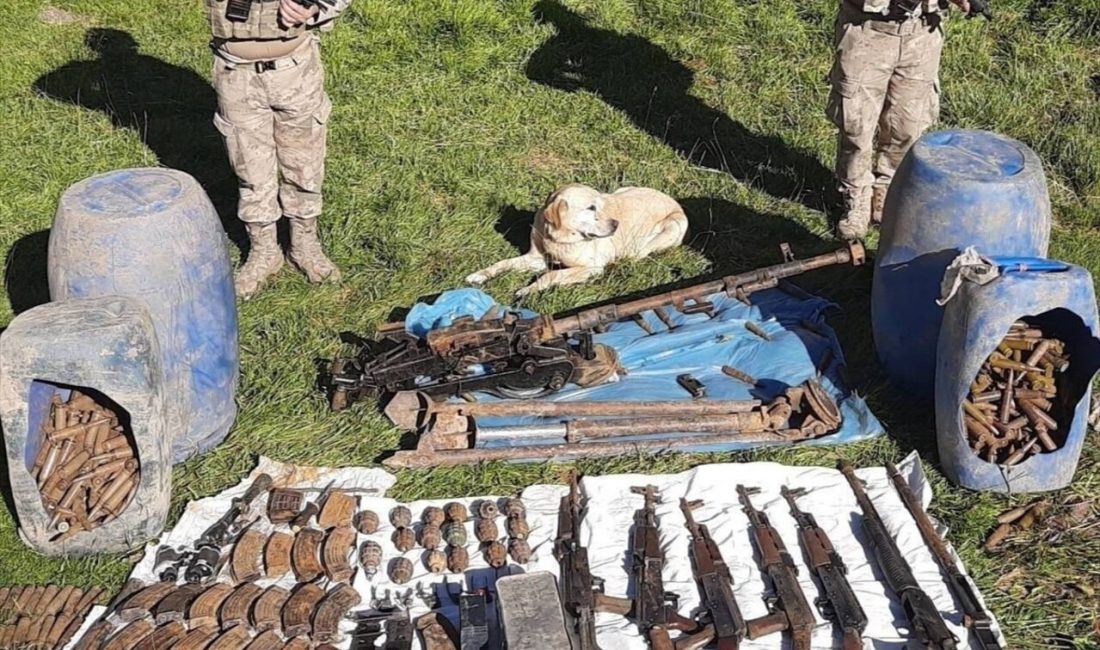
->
[476,413,773,442]
[384,429,816,468]
[546,242,865,337]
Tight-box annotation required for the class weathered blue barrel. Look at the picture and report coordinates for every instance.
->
[0,297,172,555]
[48,169,239,463]
[936,258,1100,492]
[872,130,1052,396]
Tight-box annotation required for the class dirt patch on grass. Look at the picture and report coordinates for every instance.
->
[521,148,578,175]
[39,6,92,25]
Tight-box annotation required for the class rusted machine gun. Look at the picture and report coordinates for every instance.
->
[327,242,865,409]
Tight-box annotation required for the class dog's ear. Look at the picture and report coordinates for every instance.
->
[544,197,567,228]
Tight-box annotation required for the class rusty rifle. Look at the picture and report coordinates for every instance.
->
[328,242,865,406]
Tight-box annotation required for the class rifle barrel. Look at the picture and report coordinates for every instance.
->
[548,243,864,336]
[886,463,1000,650]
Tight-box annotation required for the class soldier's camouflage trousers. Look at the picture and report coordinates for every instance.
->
[213,37,331,224]
[827,9,944,197]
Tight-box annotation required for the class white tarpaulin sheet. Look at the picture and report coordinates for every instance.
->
[80,454,1003,649]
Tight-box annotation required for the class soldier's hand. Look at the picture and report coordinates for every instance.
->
[949,0,971,13]
[279,0,320,25]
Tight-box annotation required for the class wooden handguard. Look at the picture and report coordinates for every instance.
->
[267,488,305,524]
[230,527,266,583]
[264,531,294,578]
[133,621,186,650]
[283,582,325,639]
[321,525,357,583]
[187,583,234,629]
[207,623,253,650]
[102,619,155,650]
[152,583,206,625]
[312,583,362,644]
[219,583,263,630]
[244,629,284,650]
[250,586,290,634]
[172,623,219,650]
[117,582,176,623]
[292,528,325,582]
[317,491,356,529]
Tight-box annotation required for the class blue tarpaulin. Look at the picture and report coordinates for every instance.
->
[405,287,883,453]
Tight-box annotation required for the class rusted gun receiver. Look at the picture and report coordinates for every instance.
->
[839,460,958,650]
[628,487,700,647]
[676,499,747,650]
[555,474,632,650]
[886,463,1000,649]
[780,486,867,650]
[327,242,865,409]
[736,486,815,650]
[154,473,273,584]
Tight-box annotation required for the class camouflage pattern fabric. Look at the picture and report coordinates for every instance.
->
[212,36,331,224]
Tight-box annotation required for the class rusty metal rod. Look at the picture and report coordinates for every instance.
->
[384,429,817,468]
[474,413,773,443]
[385,390,763,430]
[546,242,865,337]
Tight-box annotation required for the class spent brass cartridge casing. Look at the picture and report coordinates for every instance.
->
[88,472,137,522]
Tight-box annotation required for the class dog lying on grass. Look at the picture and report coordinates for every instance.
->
[466,183,688,297]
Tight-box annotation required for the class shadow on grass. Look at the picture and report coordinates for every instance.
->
[526,1,835,212]
[4,230,51,316]
[31,28,245,252]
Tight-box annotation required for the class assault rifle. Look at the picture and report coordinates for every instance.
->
[628,487,700,647]
[780,486,867,650]
[676,498,747,650]
[839,460,958,650]
[736,486,815,650]
[886,462,1000,649]
[554,473,632,650]
[327,242,865,408]
[154,473,273,584]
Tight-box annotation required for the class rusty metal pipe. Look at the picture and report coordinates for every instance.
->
[474,412,773,443]
[384,429,818,468]
[546,242,864,337]
[385,390,762,431]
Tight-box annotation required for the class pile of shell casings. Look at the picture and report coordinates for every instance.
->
[0,585,104,648]
[31,391,139,540]
[964,321,1068,465]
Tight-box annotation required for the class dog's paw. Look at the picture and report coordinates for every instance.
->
[465,272,489,285]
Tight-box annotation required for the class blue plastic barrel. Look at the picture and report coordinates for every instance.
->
[936,259,1100,492]
[872,130,1052,396]
[48,169,239,463]
[0,297,172,555]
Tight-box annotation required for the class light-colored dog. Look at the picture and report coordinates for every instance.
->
[467,184,689,297]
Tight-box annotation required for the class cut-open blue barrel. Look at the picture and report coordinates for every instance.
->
[936,258,1100,492]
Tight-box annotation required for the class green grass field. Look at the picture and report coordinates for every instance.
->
[1,0,1099,646]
